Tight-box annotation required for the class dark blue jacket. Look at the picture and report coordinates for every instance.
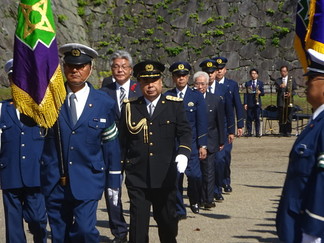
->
[205,92,225,153]
[243,80,265,108]
[165,87,207,151]
[222,78,244,129]
[276,110,324,242]
[214,82,235,135]
[0,100,44,189]
[40,83,121,200]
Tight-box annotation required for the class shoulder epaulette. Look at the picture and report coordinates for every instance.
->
[166,95,183,102]
[124,97,138,103]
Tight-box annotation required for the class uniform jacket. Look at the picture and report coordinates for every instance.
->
[100,80,142,121]
[243,80,265,108]
[214,82,235,135]
[0,100,44,189]
[276,110,324,242]
[274,77,297,107]
[222,78,244,129]
[119,95,192,189]
[101,76,114,88]
[165,87,207,151]
[40,83,121,200]
[205,92,225,153]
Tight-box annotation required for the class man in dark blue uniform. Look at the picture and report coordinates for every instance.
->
[0,59,47,243]
[193,71,225,208]
[40,43,122,242]
[165,61,208,216]
[101,50,141,243]
[243,68,265,137]
[119,60,192,243]
[199,59,235,201]
[276,49,324,243]
[211,56,244,193]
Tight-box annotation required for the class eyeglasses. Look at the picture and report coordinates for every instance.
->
[111,65,131,70]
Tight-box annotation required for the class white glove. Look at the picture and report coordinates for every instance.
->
[175,154,188,173]
[108,188,119,206]
[302,233,322,243]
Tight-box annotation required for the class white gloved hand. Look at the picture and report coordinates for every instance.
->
[108,188,119,206]
[302,233,322,243]
[175,154,188,173]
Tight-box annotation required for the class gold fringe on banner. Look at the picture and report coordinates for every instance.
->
[12,65,66,128]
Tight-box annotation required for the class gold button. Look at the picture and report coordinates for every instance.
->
[132,122,136,125]
[149,132,153,135]
[149,153,153,156]
[149,142,153,146]
[150,122,153,125]
[166,120,170,124]
[72,131,76,134]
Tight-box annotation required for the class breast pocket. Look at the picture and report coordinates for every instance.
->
[185,106,197,123]
[0,122,13,143]
[87,120,106,145]
[159,119,176,138]
[290,143,314,176]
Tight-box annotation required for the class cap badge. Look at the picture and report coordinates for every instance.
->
[216,58,222,64]
[71,49,81,57]
[145,64,154,71]
[178,64,185,70]
[207,62,213,67]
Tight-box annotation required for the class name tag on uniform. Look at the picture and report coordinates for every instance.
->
[100,118,106,123]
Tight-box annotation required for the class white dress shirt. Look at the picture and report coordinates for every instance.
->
[67,83,90,120]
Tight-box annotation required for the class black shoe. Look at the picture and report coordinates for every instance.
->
[223,185,232,193]
[214,193,224,201]
[190,203,199,214]
[111,236,127,243]
[204,202,216,209]
[245,133,252,137]
[255,134,261,138]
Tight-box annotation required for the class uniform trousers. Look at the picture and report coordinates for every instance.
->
[214,149,226,195]
[246,106,261,135]
[278,106,293,135]
[104,187,128,239]
[127,186,178,243]
[176,153,202,215]
[201,151,216,204]
[222,140,233,187]
[45,183,100,243]
[2,187,47,243]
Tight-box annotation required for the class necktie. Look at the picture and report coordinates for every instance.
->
[120,87,126,110]
[179,92,183,98]
[69,93,77,125]
[149,103,154,117]
[208,86,212,93]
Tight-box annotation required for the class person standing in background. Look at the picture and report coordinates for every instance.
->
[274,66,297,137]
[243,68,264,137]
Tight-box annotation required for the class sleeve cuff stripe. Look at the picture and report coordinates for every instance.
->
[102,123,117,136]
[305,209,324,222]
[179,145,191,152]
[198,133,207,139]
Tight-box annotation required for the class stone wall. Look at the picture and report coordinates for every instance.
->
[0,0,305,89]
